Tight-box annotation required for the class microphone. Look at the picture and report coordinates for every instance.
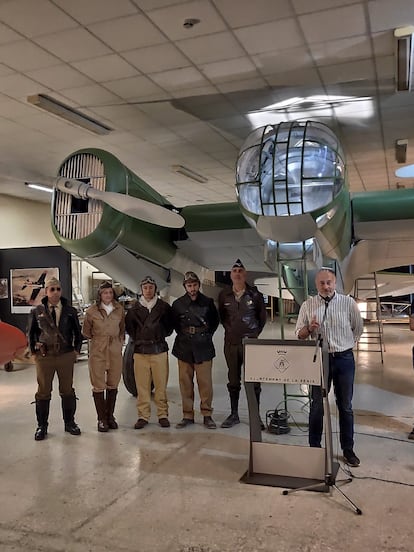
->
[319,294,332,304]
[313,295,331,362]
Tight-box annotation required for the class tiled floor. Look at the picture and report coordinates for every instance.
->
[0,321,413,551]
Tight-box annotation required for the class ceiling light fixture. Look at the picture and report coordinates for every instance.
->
[172,165,208,184]
[395,139,408,163]
[394,26,414,92]
[183,18,200,29]
[25,182,53,193]
[27,94,112,135]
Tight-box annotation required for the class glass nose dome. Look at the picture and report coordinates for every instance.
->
[236,121,345,218]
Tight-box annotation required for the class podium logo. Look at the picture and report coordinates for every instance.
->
[273,354,290,373]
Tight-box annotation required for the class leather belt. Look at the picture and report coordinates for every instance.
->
[329,348,353,357]
[183,326,207,335]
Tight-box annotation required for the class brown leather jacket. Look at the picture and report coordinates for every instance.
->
[125,298,173,354]
[218,284,267,345]
[28,296,82,354]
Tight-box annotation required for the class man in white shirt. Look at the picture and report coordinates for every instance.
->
[296,268,363,467]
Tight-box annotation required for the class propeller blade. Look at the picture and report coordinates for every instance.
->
[395,164,414,178]
[55,178,184,228]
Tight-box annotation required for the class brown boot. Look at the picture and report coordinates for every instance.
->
[93,392,108,432]
[106,389,118,429]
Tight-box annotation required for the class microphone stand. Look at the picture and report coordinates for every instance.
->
[313,299,329,363]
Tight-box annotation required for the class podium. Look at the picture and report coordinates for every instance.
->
[240,338,338,492]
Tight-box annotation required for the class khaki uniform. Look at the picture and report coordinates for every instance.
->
[82,302,125,391]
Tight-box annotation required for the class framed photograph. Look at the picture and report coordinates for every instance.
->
[0,277,8,299]
[10,268,59,314]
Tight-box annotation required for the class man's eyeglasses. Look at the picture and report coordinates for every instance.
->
[49,287,61,292]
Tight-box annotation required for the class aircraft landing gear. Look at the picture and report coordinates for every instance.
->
[122,339,137,396]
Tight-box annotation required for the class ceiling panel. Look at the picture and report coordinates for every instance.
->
[34,27,111,62]
[88,14,168,51]
[147,1,227,40]
[53,0,138,25]
[234,18,304,54]
[0,0,78,37]
[71,54,139,82]
[0,0,412,208]
[122,43,190,73]
[176,31,245,64]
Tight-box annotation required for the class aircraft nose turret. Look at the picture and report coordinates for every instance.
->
[236,120,346,243]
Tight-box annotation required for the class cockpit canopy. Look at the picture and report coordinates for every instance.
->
[236,121,345,220]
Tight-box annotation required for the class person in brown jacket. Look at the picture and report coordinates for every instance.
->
[218,259,267,429]
[28,276,83,440]
[82,282,125,432]
[125,276,173,429]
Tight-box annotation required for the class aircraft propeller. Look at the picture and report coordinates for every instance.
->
[35,177,185,228]
[1,164,184,228]
[55,178,185,228]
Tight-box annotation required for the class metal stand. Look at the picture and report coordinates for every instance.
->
[282,342,362,515]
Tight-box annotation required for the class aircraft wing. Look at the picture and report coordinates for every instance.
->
[352,271,414,300]
[175,203,271,273]
[340,190,414,293]
[37,272,47,285]
[30,287,41,302]
[0,322,27,364]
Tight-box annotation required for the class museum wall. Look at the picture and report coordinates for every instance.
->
[0,246,72,333]
[0,196,71,332]
[0,195,58,248]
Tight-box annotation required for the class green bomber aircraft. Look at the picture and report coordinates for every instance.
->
[44,119,414,395]
[48,119,414,304]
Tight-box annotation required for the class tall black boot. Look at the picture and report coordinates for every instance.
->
[61,393,81,435]
[93,392,108,432]
[221,390,240,428]
[106,389,118,429]
[35,399,50,441]
[254,383,265,431]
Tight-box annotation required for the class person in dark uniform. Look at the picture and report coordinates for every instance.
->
[218,259,267,429]
[28,276,82,441]
[125,276,173,429]
[171,271,219,429]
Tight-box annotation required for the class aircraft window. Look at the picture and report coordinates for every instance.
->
[238,183,261,214]
[236,146,260,183]
[237,121,345,217]
[242,126,268,151]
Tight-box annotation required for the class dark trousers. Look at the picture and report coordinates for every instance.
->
[309,349,355,450]
[223,343,261,398]
[35,351,76,400]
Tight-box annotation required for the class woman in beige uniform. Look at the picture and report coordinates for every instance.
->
[83,282,125,432]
